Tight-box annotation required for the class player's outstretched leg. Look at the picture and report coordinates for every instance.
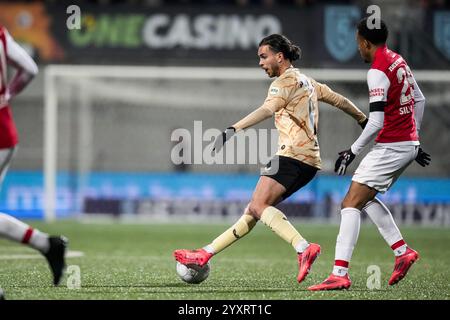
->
[0,213,68,285]
[173,209,257,267]
[255,206,321,283]
[0,287,4,300]
[363,198,419,285]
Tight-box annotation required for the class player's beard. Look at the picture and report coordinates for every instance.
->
[270,64,280,78]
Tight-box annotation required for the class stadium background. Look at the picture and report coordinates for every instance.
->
[0,0,449,226]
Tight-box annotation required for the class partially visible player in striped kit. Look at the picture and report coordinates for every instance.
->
[309,18,431,291]
[0,25,67,290]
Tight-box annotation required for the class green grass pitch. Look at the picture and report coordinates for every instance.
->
[0,220,449,300]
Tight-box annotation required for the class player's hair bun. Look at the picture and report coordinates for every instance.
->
[259,34,302,62]
[289,44,302,61]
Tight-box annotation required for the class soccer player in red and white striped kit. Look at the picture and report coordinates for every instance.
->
[0,25,67,288]
[309,18,431,291]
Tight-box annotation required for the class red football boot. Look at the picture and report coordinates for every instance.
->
[173,248,213,267]
[297,243,321,283]
[308,273,352,291]
[388,247,419,286]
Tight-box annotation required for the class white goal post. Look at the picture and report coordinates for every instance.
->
[43,65,450,222]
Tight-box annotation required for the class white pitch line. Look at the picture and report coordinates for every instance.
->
[0,250,84,260]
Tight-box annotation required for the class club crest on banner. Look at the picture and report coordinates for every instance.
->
[324,6,361,62]
[434,12,450,60]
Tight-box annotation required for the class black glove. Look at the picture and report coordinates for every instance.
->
[415,147,431,167]
[212,127,236,154]
[359,118,368,129]
[334,149,356,175]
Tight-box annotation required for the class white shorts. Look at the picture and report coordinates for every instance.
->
[352,144,418,193]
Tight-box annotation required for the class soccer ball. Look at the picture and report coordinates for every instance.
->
[176,261,210,284]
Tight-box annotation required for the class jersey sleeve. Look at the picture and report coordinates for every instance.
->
[231,105,273,132]
[5,30,38,75]
[262,75,299,113]
[312,79,367,124]
[410,72,426,134]
[411,73,425,102]
[367,68,390,104]
[349,69,390,155]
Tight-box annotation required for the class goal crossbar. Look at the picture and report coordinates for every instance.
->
[43,65,450,221]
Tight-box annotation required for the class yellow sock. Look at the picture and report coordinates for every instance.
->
[260,206,307,252]
[208,214,257,254]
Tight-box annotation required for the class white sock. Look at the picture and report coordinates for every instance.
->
[295,239,310,253]
[333,265,349,276]
[29,229,50,253]
[363,198,405,256]
[393,243,407,256]
[202,245,215,254]
[0,213,49,253]
[333,207,361,276]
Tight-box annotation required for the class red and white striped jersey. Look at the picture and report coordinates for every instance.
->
[368,45,421,144]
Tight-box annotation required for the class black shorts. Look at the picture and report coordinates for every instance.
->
[261,155,318,200]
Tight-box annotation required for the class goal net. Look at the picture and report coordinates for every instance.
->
[43,65,450,221]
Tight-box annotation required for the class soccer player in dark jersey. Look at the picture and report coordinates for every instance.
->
[309,18,430,291]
